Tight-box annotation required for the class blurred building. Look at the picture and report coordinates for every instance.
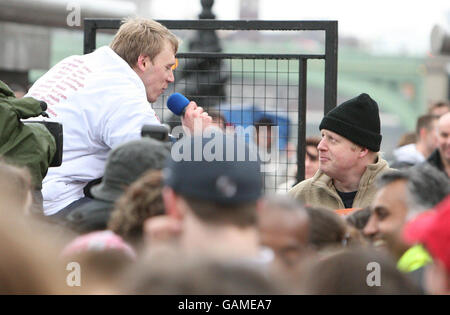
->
[239,0,259,19]
[425,24,450,104]
[0,0,137,89]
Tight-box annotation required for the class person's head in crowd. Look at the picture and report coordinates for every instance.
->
[317,93,381,181]
[427,100,450,118]
[304,206,347,253]
[415,114,439,158]
[258,195,310,275]
[435,112,450,177]
[208,110,227,131]
[61,230,136,294]
[289,93,392,210]
[254,117,276,150]
[364,164,450,261]
[299,247,422,294]
[0,159,33,215]
[0,211,68,294]
[91,138,170,202]
[304,136,320,179]
[108,170,164,248]
[403,196,450,295]
[396,131,417,148]
[122,253,284,294]
[346,207,371,231]
[110,18,179,103]
[65,138,170,234]
[342,207,371,247]
[392,115,438,169]
[158,133,264,262]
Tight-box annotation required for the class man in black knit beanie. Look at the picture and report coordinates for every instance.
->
[289,93,394,210]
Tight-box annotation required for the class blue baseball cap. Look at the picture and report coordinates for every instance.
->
[164,133,263,204]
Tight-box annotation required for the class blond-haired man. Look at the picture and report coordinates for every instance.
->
[27,18,211,217]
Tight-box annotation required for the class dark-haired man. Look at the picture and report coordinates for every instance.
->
[391,114,438,169]
[427,112,450,178]
[146,133,272,267]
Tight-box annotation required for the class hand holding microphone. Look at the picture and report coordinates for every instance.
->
[167,93,212,133]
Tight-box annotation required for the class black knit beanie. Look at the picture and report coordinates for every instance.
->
[319,93,382,152]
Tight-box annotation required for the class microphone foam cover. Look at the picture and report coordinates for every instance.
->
[167,93,190,116]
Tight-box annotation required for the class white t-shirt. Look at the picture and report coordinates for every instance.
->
[27,46,161,215]
[393,143,425,165]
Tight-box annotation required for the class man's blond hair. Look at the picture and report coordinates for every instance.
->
[110,18,179,68]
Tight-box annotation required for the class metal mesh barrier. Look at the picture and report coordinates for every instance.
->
[84,19,338,192]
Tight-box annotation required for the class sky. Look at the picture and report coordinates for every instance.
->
[148,0,450,55]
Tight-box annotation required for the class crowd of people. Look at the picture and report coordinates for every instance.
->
[1,17,450,295]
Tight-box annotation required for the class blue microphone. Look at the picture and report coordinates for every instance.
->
[167,93,190,117]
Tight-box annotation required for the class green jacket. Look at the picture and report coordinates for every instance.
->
[0,81,56,189]
[288,155,393,210]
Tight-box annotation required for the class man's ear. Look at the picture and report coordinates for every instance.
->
[359,146,369,159]
[135,54,150,72]
[162,187,185,220]
[419,127,427,140]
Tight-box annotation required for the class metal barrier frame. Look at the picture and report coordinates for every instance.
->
[83,19,338,183]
